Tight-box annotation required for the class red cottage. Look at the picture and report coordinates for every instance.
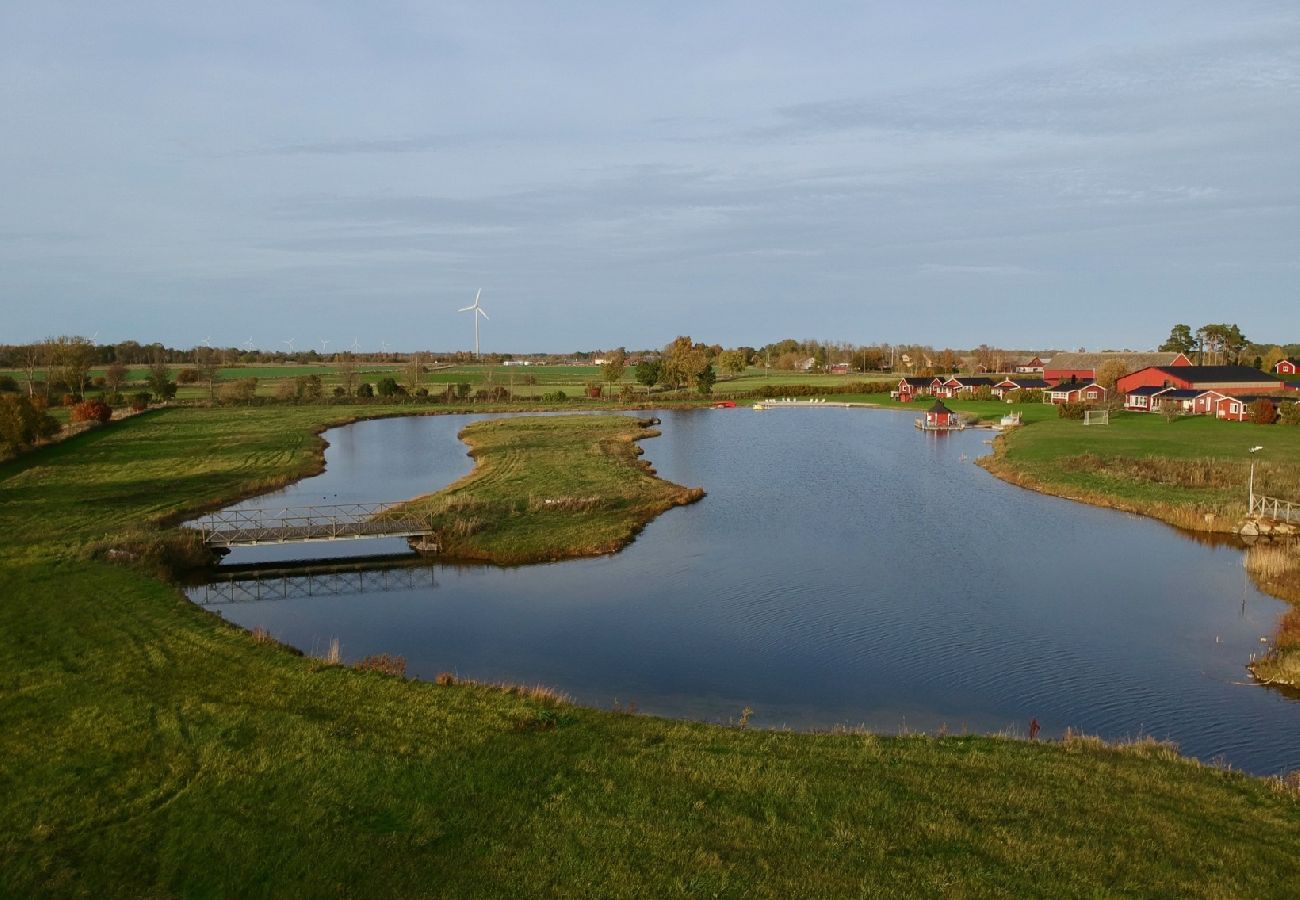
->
[917,399,962,431]
[1044,381,1106,405]
[1277,358,1300,376]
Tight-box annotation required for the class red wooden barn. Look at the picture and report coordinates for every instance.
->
[1116,365,1289,397]
[1044,351,1190,386]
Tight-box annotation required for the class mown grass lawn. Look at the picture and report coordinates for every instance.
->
[2,405,1299,897]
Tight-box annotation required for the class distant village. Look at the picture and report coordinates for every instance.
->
[893,351,1300,423]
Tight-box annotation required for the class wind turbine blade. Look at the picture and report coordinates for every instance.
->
[474,288,481,305]
[478,308,489,320]
[458,305,476,312]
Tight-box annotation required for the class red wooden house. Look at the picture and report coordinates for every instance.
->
[1044,380,1106,405]
[1276,358,1300,376]
[993,377,1048,398]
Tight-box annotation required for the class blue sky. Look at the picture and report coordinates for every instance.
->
[2,2,1297,352]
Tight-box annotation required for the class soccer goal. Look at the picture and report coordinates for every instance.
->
[1084,409,1110,426]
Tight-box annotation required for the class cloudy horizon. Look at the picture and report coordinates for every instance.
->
[2,2,1297,352]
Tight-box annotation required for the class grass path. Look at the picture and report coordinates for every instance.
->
[2,406,1299,896]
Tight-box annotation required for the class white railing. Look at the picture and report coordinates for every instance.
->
[1249,494,1300,525]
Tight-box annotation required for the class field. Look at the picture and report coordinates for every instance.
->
[3,405,1300,896]
[400,416,703,564]
[982,409,1300,530]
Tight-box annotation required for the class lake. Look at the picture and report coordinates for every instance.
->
[188,409,1300,775]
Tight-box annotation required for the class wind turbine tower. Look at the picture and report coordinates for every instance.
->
[458,289,489,359]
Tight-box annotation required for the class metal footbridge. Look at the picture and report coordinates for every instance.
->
[196,502,434,548]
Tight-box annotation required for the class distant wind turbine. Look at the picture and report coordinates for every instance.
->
[242,337,255,352]
[283,338,296,354]
[350,337,360,353]
[319,338,330,356]
[458,289,489,358]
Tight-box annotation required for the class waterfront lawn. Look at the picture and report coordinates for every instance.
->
[985,410,1300,528]
[400,415,703,564]
[2,406,1300,896]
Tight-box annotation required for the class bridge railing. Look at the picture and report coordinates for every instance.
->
[197,501,433,546]
[1249,494,1300,525]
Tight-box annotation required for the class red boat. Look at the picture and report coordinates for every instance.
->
[713,401,737,409]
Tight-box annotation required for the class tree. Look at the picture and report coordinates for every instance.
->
[403,354,427,394]
[1095,358,1130,393]
[1160,324,1196,355]
[601,349,626,393]
[195,347,221,402]
[717,350,746,377]
[104,361,129,395]
[1262,346,1286,372]
[20,343,43,397]
[694,364,716,396]
[146,359,176,400]
[0,394,60,453]
[376,377,401,398]
[660,336,708,390]
[337,353,359,397]
[1278,401,1300,426]
[51,335,95,397]
[1250,398,1278,425]
[634,359,661,387]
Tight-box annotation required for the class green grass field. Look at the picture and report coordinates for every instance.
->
[3,405,1300,896]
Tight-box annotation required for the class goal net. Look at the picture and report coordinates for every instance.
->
[1084,409,1110,426]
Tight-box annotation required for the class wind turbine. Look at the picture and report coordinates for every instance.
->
[200,335,212,348]
[458,289,489,358]
[242,337,255,352]
[283,338,296,355]
[319,338,331,357]
[349,337,360,353]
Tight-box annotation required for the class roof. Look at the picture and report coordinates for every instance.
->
[1047,381,1101,393]
[1155,389,1201,399]
[947,376,995,386]
[928,399,953,414]
[900,376,932,387]
[999,378,1048,389]
[1151,365,1283,384]
[1126,385,1164,396]
[1046,351,1187,372]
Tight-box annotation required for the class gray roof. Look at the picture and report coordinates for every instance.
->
[1047,351,1187,372]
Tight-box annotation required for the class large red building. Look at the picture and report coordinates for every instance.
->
[1116,365,1289,397]
[1044,351,1190,386]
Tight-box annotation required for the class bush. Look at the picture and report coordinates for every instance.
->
[219,378,258,405]
[70,399,113,425]
[376,377,400,398]
[353,654,407,678]
[61,393,80,407]
[0,394,61,453]
[1280,401,1300,426]
[1251,398,1279,425]
[357,382,374,398]
[177,368,200,384]
[585,383,603,399]
[1013,389,1045,404]
[541,390,568,403]
[414,387,429,399]
[0,375,17,392]
[130,391,152,412]
[1058,401,1088,420]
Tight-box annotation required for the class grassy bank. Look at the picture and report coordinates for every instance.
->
[3,406,1300,896]
[980,411,1300,533]
[398,416,702,564]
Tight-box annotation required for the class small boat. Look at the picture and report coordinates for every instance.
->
[752,403,767,410]
[714,401,737,409]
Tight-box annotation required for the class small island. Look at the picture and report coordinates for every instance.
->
[396,415,704,565]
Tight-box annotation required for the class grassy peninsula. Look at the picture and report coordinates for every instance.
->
[398,415,703,564]
[3,406,1300,896]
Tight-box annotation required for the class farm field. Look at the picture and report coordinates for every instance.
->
[3,405,1299,895]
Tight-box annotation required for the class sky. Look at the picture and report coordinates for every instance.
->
[2,2,1297,353]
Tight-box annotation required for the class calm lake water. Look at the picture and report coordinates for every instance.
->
[188,409,1300,775]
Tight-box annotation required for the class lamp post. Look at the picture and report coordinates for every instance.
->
[1248,446,1264,514]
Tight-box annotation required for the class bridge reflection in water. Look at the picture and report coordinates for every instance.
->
[195,564,438,606]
